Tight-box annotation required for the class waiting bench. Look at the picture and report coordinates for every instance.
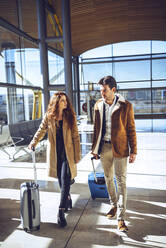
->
[0,124,12,158]
[0,119,46,159]
[9,119,42,146]
[8,119,47,159]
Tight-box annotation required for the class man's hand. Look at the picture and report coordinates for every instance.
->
[129,153,136,163]
[91,152,100,160]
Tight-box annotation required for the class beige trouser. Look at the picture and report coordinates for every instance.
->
[100,143,127,220]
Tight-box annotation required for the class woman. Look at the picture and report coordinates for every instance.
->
[28,92,81,227]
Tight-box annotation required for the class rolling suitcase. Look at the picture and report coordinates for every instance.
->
[88,157,117,200]
[20,148,40,232]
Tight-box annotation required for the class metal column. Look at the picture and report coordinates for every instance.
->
[36,0,50,111]
[73,56,80,115]
[62,0,73,103]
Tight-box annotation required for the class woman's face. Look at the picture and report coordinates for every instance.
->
[58,95,67,111]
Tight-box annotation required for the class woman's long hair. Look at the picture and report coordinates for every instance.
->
[46,92,75,129]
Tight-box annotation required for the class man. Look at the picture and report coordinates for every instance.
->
[91,76,137,232]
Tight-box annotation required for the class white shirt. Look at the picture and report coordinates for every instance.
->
[103,96,117,141]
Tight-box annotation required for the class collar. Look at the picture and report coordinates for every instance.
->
[115,93,125,103]
[104,95,118,107]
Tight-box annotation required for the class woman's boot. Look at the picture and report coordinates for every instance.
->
[65,195,72,212]
[57,208,67,227]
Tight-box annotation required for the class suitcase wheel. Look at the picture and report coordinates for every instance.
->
[24,228,28,232]
[37,226,40,231]
[92,197,96,200]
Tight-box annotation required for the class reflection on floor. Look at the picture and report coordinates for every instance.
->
[0,116,166,248]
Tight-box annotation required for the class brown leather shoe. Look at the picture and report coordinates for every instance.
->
[106,206,117,218]
[118,220,128,232]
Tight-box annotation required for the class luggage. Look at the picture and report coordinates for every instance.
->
[20,148,40,232]
[88,157,117,200]
[88,172,109,199]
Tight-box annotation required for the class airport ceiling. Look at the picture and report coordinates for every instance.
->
[0,0,166,56]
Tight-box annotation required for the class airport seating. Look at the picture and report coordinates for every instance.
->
[8,119,46,159]
[0,124,12,159]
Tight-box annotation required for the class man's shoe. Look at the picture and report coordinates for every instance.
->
[118,220,128,232]
[106,206,117,218]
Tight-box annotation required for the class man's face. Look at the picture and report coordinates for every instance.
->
[100,84,115,101]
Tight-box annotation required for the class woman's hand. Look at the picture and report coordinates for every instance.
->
[28,143,35,150]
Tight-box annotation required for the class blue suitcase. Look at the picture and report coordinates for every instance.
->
[88,157,117,200]
[88,172,109,199]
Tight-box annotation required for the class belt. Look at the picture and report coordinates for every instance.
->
[103,140,111,144]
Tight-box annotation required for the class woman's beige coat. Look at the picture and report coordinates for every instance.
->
[30,114,81,179]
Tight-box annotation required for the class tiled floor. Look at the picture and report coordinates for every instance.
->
[0,117,166,248]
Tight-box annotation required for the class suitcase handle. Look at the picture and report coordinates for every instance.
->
[91,156,103,184]
[32,149,37,185]
[91,157,98,183]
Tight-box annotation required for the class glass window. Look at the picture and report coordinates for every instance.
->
[79,91,100,117]
[135,119,153,132]
[6,88,24,123]
[14,47,42,87]
[4,87,42,124]
[120,88,166,115]
[0,28,20,84]
[118,81,151,90]
[113,41,151,56]
[136,119,166,132]
[81,63,113,84]
[114,60,150,81]
[152,119,166,132]
[0,87,7,124]
[0,31,41,87]
[152,59,166,80]
[23,89,34,120]
[152,41,166,54]
[80,92,87,115]
[120,89,152,114]
[0,51,6,82]
[2,48,17,84]
[152,80,166,88]
[79,40,166,132]
[152,89,166,114]
[113,54,151,61]
[48,51,64,85]
[82,44,113,59]
[80,40,166,131]
[46,15,63,54]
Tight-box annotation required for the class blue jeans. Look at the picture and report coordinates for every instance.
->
[57,159,71,209]
[100,143,127,220]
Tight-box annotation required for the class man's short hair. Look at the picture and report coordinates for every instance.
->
[98,76,117,90]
